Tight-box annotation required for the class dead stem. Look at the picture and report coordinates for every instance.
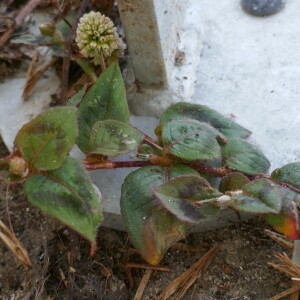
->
[99,52,107,71]
[124,261,171,289]
[133,269,153,300]
[23,55,58,100]
[60,0,90,104]
[267,284,300,300]
[268,252,300,278]
[0,219,31,268]
[264,229,293,251]
[156,244,221,300]
[0,0,42,47]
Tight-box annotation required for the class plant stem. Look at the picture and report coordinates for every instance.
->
[136,129,163,152]
[75,58,97,81]
[99,52,106,71]
[84,160,152,170]
[272,181,300,194]
[185,163,230,177]
[84,154,173,170]
[60,0,90,104]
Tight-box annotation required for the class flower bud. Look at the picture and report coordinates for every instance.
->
[39,21,56,37]
[9,156,27,176]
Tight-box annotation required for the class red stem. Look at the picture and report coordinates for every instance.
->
[272,181,300,194]
[85,160,152,170]
[185,163,230,177]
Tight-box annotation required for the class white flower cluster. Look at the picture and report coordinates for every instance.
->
[75,11,126,65]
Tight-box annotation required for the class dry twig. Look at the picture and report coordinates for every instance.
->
[264,229,293,251]
[267,284,300,300]
[156,244,221,300]
[133,269,153,300]
[0,0,42,47]
[269,252,300,278]
[124,261,171,289]
[23,54,58,100]
[0,219,31,268]
[171,242,207,252]
[268,252,300,300]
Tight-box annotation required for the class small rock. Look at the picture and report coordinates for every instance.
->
[241,0,286,17]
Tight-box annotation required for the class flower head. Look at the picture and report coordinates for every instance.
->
[75,11,126,65]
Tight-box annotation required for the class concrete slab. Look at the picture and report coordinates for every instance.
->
[191,0,300,170]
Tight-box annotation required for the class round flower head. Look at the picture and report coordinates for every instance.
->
[75,11,126,65]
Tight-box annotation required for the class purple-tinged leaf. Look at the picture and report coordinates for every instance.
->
[230,178,282,214]
[153,175,221,224]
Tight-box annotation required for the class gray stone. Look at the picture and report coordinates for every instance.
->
[241,0,286,17]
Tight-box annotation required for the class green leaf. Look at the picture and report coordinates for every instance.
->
[67,85,88,106]
[219,172,250,193]
[11,34,52,46]
[137,144,156,159]
[230,178,282,214]
[222,138,270,175]
[278,186,300,204]
[77,63,130,153]
[271,162,300,189]
[160,102,251,139]
[56,11,76,38]
[24,157,103,242]
[15,107,78,170]
[120,165,197,265]
[153,175,221,224]
[162,119,221,161]
[87,120,143,156]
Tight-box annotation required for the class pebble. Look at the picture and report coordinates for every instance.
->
[241,0,286,17]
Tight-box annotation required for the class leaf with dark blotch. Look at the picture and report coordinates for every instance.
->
[24,157,103,242]
[153,175,221,224]
[271,162,300,190]
[219,172,250,193]
[160,102,251,139]
[278,186,300,204]
[77,63,129,153]
[162,119,221,161]
[230,178,282,214]
[222,138,270,175]
[120,165,199,265]
[87,120,143,156]
[15,107,78,171]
